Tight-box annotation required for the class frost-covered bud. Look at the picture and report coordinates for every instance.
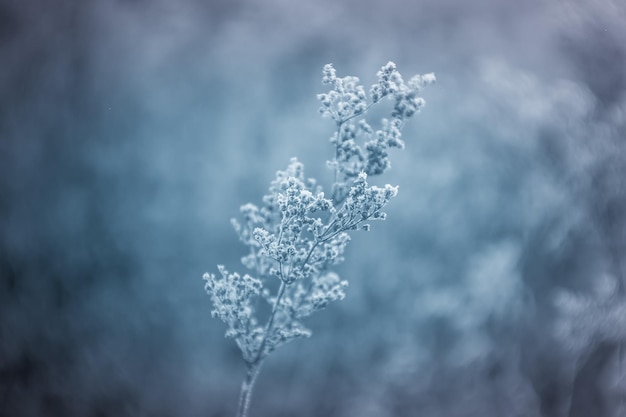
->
[338,173,398,226]
[371,61,398,101]
[310,272,348,310]
[409,72,436,90]
[253,227,272,246]
[370,85,382,103]
[365,139,390,176]
[317,93,332,108]
[372,212,387,220]
[358,119,373,134]
[384,184,398,199]
[240,203,260,221]
[275,325,312,344]
[322,63,337,85]
[268,267,279,277]
[318,67,369,123]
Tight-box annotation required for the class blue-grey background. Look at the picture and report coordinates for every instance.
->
[1,0,625,416]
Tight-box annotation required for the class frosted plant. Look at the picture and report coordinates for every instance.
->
[203,62,434,417]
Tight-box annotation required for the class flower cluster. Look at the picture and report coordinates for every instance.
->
[204,63,434,369]
[203,266,263,363]
[318,64,368,122]
[318,62,434,201]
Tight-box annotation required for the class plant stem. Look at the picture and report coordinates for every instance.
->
[253,280,287,363]
[236,280,288,417]
[236,362,262,417]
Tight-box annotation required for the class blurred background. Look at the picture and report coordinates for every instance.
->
[1,0,625,416]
